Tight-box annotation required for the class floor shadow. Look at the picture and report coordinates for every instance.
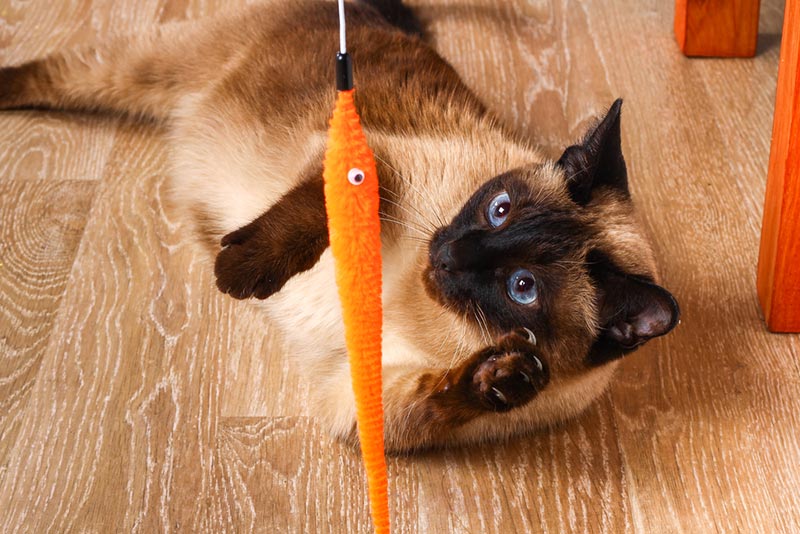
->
[756,33,782,56]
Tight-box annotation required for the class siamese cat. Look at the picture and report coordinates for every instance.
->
[0,0,679,452]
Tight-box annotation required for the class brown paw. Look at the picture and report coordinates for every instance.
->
[468,331,549,412]
[214,225,289,300]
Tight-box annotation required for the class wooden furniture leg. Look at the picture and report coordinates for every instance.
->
[674,0,761,57]
[757,0,800,332]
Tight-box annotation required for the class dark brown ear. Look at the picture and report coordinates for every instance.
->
[557,99,628,205]
[587,250,680,365]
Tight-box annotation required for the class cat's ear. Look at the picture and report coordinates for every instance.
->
[587,250,680,365]
[557,98,628,205]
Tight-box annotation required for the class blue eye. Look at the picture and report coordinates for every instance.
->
[487,192,511,227]
[507,269,538,305]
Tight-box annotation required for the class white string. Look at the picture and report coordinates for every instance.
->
[338,0,347,53]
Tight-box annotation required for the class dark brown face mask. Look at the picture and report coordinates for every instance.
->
[425,99,679,367]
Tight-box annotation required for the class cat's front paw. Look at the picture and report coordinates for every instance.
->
[214,225,288,300]
[468,331,549,412]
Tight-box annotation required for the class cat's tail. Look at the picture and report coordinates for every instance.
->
[0,20,239,121]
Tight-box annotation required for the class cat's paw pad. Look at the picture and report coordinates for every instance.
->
[214,231,286,300]
[471,333,549,411]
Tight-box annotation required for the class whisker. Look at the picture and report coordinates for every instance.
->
[378,210,430,233]
[397,235,430,244]
[374,153,418,196]
[378,191,439,234]
[448,318,470,370]
[375,153,448,228]
[434,322,453,358]
[380,192,440,234]
[471,308,489,345]
[378,215,430,237]
[474,303,492,345]
[430,313,469,393]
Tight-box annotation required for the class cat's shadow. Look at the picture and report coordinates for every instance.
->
[756,33,781,56]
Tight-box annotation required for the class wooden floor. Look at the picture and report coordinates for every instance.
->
[1,0,798,532]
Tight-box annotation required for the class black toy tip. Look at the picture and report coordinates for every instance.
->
[335,52,353,91]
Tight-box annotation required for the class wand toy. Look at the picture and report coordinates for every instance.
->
[322,2,390,533]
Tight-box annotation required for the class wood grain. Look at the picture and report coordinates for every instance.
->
[1,0,799,533]
[0,113,119,182]
[757,0,800,332]
[0,178,95,479]
[674,0,761,57]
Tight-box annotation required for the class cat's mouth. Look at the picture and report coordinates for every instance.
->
[422,264,445,304]
[422,263,472,317]
[423,236,474,316]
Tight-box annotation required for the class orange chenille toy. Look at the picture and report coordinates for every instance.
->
[321,2,390,534]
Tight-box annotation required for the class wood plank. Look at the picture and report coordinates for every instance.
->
[212,402,629,534]
[208,417,374,533]
[674,0,761,57]
[0,121,230,532]
[0,3,257,532]
[410,399,630,534]
[757,0,800,332]
[219,305,310,418]
[0,179,95,481]
[0,113,119,182]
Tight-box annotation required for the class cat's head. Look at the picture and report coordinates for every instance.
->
[423,99,679,376]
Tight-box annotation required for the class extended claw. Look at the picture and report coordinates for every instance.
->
[491,387,508,405]
[521,327,537,345]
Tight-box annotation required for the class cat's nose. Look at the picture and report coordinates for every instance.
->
[433,242,455,272]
